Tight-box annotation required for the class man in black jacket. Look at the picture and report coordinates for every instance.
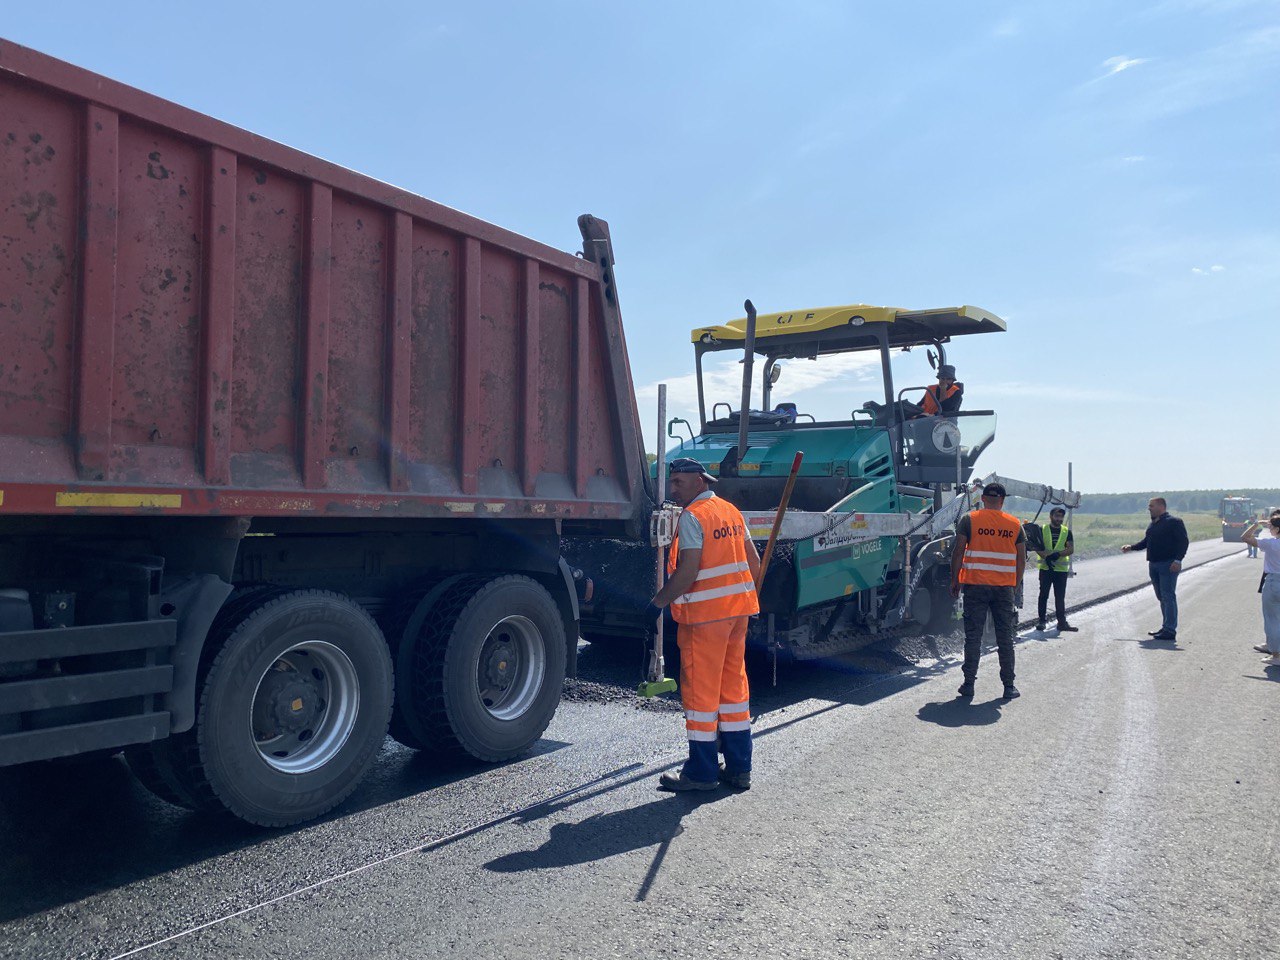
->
[1121,497,1189,641]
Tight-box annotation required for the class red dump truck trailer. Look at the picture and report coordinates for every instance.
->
[0,39,651,825]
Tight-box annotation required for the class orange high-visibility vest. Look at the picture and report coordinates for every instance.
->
[921,382,960,415]
[668,495,760,624]
[958,509,1021,586]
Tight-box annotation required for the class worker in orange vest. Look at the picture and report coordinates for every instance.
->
[918,364,964,417]
[647,458,761,791]
[950,481,1027,701]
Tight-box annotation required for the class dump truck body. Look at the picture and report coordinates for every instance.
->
[0,40,644,521]
[0,39,647,825]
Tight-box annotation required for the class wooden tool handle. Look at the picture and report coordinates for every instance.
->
[757,451,804,590]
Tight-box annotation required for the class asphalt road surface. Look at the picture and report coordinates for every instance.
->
[1,541,1274,960]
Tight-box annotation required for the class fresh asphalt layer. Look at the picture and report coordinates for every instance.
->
[0,540,1273,960]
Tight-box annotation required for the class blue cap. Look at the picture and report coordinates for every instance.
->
[668,457,717,482]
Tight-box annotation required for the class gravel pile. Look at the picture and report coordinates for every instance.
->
[561,677,683,712]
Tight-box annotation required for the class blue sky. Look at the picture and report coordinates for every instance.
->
[6,2,1277,492]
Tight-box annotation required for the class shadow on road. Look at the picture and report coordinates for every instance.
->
[917,697,1005,727]
[486,791,728,900]
[1107,636,1187,651]
[1244,662,1280,683]
[0,737,570,923]
[487,792,724,873]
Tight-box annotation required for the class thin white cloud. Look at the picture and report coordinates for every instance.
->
[1191,263,1228,274]
[1101,228,1276,281]
[1101,55,1151,78]
[1085,26,1280,118]
[636,352,884,451]
[637,353,881,415]
[1121,155,1146,163]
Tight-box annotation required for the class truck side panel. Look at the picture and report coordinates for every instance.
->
[0,40,645,523]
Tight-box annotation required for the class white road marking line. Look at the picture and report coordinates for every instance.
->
[106,764,645,959]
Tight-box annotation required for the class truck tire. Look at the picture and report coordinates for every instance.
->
[381,588,431,751]
[126,583,288,810]
[379,577,463,751]
[170,590,393,827]
[125,740,198,810]
[406,575,566,762]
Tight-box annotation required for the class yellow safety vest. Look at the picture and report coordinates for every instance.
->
[1037,524,1070,572]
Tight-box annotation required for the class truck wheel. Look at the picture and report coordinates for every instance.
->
[381,588,431,750]
[125,740,198,809]
[175,590,392,827]
[379,577,462,751]
[408,575,566,762]
[127,583,289,810]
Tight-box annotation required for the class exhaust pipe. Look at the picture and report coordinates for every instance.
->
[734,299,758,473]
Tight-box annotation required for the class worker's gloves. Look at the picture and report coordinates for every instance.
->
[642,602,663,624]
[1045,552,1061,563]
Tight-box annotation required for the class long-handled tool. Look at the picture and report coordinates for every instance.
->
[757,451,803,688]
[639,383,678,698]
[757,451,804,590]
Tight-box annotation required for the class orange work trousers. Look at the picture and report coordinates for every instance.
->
[676,616,751,781]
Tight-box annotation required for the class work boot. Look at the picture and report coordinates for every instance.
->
[1151,630,1176,641]
[657,771,719,793]
[718,764,751,791]
[1058,622,1079,632]
[1036,620,1046,632]
[1002,684,1021,700]
[957,679,975,698]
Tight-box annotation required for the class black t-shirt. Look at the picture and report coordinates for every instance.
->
[1025,523,1073,552]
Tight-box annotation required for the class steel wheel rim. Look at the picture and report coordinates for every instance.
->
[250,640,360,774]
[475,615,545,721]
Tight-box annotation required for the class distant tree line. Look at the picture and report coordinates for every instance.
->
[1010,489,1280,515]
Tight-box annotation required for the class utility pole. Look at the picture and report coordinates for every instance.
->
[1068,461,1075,577]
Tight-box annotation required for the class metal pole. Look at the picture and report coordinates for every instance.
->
[653,385,668,680]
[1067,461,1075,577]
[955,424,963,492]
[736,300,757,468]
[876,325,901,460]
[638,386,678,698]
